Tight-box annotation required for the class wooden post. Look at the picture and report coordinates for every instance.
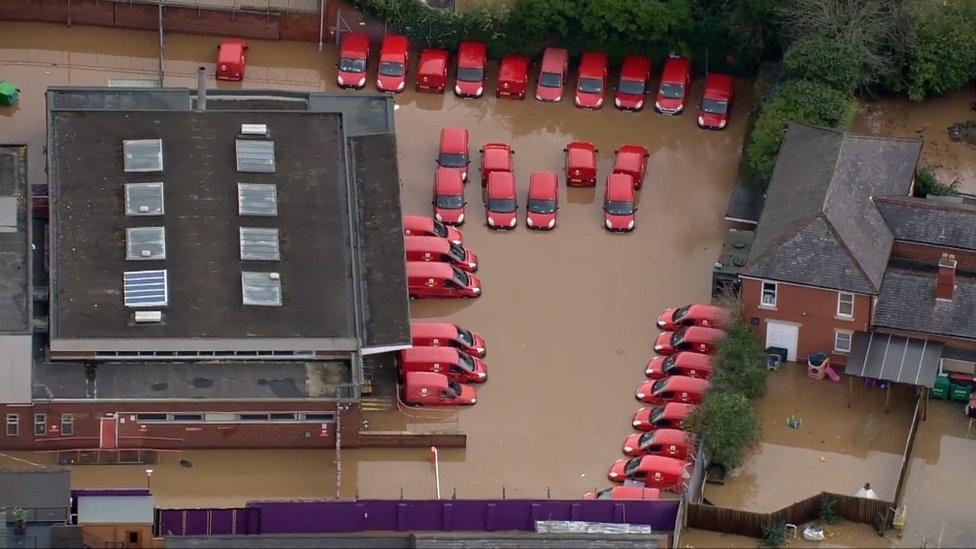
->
[921,387,928,421]
[847,376,853,408]
[885,383,891,413]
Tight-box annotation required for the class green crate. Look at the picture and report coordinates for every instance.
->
[931,374,950,400]
[949,381,973,403]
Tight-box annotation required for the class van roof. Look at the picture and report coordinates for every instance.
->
[487,171,517,196]
[646,428,692,446]
[401,345,460,362]
[528,171,558,197]
[578,51,608,77]
[658,375,710,392]
[410,320,459,337]
[406,261,456,278]
[380,35,408,59]
[418,48,449,73]
[498,55,531,82]
[566,141,596,168]
[404,235,452,255]
[340,33,369,57]
[680,325,726,341]
[703,73,734,100]
[672,352,713,368]
[607,173,635,201]
[435,167,464,193]
[661,402,697,417]
[403,371,449,391]
[540,47,569,73]
[637,455,689,474]
[620,55,652,80]
[458,41,487,67]
[439,127,468,153]
[660,56,691,83]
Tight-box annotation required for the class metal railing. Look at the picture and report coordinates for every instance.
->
[103,0,318,13]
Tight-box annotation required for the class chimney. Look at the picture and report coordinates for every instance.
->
[936,253,956,300]
[196,66,207,111]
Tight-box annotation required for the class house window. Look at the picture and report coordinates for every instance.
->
[61,414,74,436]
[5,414,18,436]
[834,331,853,353]
[837,292,854,318]
[34,414,47,436]
[760,282,777,308]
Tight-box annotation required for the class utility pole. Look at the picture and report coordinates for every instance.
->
[157,0,165,86]
[318,0,326,52]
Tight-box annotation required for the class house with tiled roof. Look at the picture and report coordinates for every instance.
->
[739,124,976,389]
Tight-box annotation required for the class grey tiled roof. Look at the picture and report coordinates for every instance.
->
[876,196,976,252]
[874,270,976,341]
[744,124,921,293]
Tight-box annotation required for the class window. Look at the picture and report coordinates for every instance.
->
[837,292,854,318]
[135,413,167,422]
[171,414,203,422]
[834,331,853,353]
[34,414,47,436]
[760,282,777,308]
[5,414,18,436]
[61,414,74,436]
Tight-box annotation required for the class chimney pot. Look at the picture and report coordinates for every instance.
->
[936,253,956,301]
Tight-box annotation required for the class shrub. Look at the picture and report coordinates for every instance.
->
[891,1,976,100]
[686,390,760,469]
[819,496,840,524]
[761,521,788,548]
[914,166,958,197]
[711,320,768,400]
[782,35,865,93]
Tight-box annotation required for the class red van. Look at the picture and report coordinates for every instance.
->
[337,32,369,89]
[645,352,713,380]
[376,35,409,93]
[575,51,608,109]
[485,171,518,230]
[404,235,478,272]
[407,262,481,299]
[654,55,692,115]
[437,127,470,182]
[582,486,661,501]
[564,141,597,187]
[635,376,709,405]
[622,428,694,459]
[479,142,513,187]
[402,215,463,245]
[535,47,568,102]
[604,173,637,232]
[698,73,734,130]
[433,168,466,225]
[497,55,530,99]
[657,304,727,331]
[525,171,559,230]
[216,40,247,81]
[654,326,726,355]
[401,372,477,406]
[615,55,651,111]
[399,346,487,383]
[607,455,691,492]
[612,145,649,190]
[455,41,487,98]
[416,48,449,93]
[410,321,486,358]
[632,402,697,431]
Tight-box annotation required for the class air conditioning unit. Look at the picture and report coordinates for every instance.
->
[241,124,268,137]
[134,310,162,323]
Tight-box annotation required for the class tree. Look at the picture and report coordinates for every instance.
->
[782,35,865,92]
[914,166,958,197]
[890,0,976,100]
[711,321,769,399]
[686,390,760,468]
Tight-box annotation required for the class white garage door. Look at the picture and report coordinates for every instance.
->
[766,321,799,362]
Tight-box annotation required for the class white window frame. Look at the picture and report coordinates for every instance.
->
[5,414,18,436]
[61,413,74,436]
[834,330,853,354]
[837,292,854,318]
[34,413,47,437]
[760,281,778,309]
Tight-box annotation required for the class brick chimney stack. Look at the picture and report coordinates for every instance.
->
[936,253,957,300]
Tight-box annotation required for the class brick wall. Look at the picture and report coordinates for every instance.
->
[890,242,976,273]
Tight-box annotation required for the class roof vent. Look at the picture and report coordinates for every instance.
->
[134,310,163,323]
[241,124,269,137]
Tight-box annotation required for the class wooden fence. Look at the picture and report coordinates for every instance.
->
[688,492,893,539]
[893,392,924,506]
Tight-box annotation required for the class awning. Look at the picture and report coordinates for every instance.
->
[847,332,943,388]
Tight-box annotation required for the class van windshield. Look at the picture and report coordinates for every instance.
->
[618,79,645,96]
[379,61,405,77]
[661,355,677,374]
[639,431,657,447]
[578,77,603,94]
[339,58,366,73]
[606,200,635,215]
[671,330,686,347]
[624,457,642,475]
[701,99,728,114]
[448,242,468,263]
[659,83,684,99]
[457,67,484,82]
[528,198,556,214]
[452,267,470,286]
[447,380,462,397]
[488,198,517,213]
[436,195,464,209]
[457,352,476,372]
[438,153,468,168]
[456,327,474,346]
[673,305,691,322]
[596,489,614,500]
[650,406,666,424]
[539,72,562,88]
[652,378,669,395]
[431,219,449,238]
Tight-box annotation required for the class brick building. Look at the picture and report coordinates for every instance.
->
[0,87,410,453]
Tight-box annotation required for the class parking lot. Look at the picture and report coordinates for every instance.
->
[1,22,751,502]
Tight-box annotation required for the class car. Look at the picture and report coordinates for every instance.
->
[603,173,637,232]
[645,352,713,380]
[399,346,487,384]
[525,171,559,230]
[607,456,691,492]
[575,51,607,109]
[216,40,247,81]
[654,55,691,115]
[632,403,697,432]
[635,376,709,405]
[612,145,649,190]
[410,321,486,358]
[404,235,478,272]
[376,35,409,93]
[401,372,477,406]
[416,48,449,93]
[406,262,481,299]
[657,304,727,331]
[455,41,487,98]
[403,215,463,245]
[615,55,651,111]
[535,47,568,102]
[432,168,466,225]
[698,73,734,130]
[437,127,471,182]
[621,428,694,459]
[496,55,531,99]
[581,486,661,500]
[479,142,514,187]
[485,171,518,230]
[653,326,726,355]
[336,32,369,89]
[564,141,597,187]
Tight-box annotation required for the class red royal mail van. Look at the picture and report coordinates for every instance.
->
[407,262,481,299]
[698,73,734,130]
[632,403,697,432]
[216,40,247,81]
[337,32,369,89]
[536,47,568,102]
[485,171,518,230]
[416,48,449,93]
[564,141,597,187]
[604,173,637,232]
[582,486,661,500]
[653,326,726,355]
[645,352,713,380]
[479,142,514,187]
[575,51,608,109]
[635,376,710,405]
[612,145,649,190]
[404,235,478,272]
[410,321,486,357]
[615,55,651,111]
[657,303,727,331]
[654,55,692,115]
[403,215,463,245]
[401,371,477,406]
[455,41,487,98]
[621,428,695,459]
[399,346,487,383]
[608,455,691,492]
[525,171,559,230]
[497,55,531,99]
[437,127,470,182]
[433,167,466,225]
[376,34,409,93]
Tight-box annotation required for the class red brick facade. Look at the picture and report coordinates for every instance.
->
[890,242,976,272]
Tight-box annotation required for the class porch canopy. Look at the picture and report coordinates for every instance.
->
[847,332,943,388]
